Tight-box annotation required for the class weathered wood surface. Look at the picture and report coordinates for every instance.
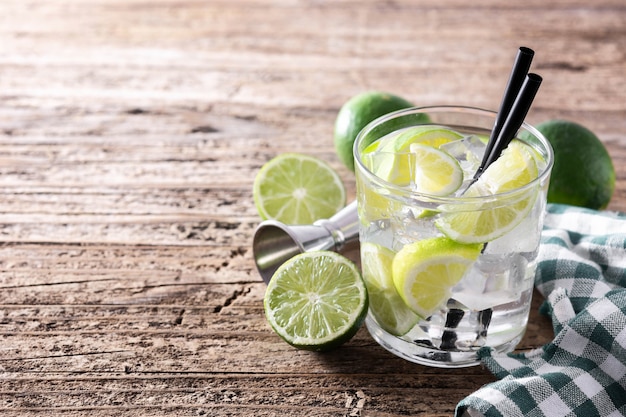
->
[0,0,624,415]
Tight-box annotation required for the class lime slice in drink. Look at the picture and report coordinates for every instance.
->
[358,126,464,221]
[264,251,368,351]
[363,151,414,185]
[366,126,464,186]
[392,237,482,318]
[436,140,540,244]
[360,243,420,335]
[379,125,464,152]
[409,143,463,196]
[253,153,346,224]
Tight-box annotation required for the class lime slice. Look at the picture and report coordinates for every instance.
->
[363,151,414,185]
[362,137,382,155]
[264,251,368,351]
[379,125,464,151]
[409,143,463,196]
[364,126,463,186]
[357,149,403,222]
[435,140,539,244]
[253,153,346,224]
[392,237,482,318]
[360,243,420,335]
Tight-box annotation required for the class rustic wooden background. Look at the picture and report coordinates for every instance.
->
[1,0,625,416]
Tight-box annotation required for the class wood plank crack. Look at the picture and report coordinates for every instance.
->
[213,286,251,314]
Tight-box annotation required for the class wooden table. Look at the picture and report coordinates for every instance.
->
[1,1,624,415]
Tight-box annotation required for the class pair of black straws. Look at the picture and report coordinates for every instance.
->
[474,46,542,180]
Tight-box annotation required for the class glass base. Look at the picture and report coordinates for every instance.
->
[365,315,525,368]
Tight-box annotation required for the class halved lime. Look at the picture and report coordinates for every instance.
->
[436,140,540,244]
[393,237,481,318]
[409,143,463,196]
[360,243,420,335]
[253,153,346,224]
[264,251,368,351]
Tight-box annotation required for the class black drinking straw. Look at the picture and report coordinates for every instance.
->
[446,51,541,345]
[479,73,543,170]
[474,47,535,180]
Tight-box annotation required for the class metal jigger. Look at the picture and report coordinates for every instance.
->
[252,201,359,284]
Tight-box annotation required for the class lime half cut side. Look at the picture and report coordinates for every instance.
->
[361,243,420,336]
[436,140,540,244]
[253,153,346,225]
[264,251,368,351]
[392,237,482,318]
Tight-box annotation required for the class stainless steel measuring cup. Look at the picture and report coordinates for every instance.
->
[252,201,359,283]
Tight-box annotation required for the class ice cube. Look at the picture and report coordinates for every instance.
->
[483,215,541,254]
[453,264,488,295]
[452,290,517,311]
[390,207,439,250]
[439,135,487,183]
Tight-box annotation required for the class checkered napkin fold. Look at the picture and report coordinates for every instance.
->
[456,203,626,417]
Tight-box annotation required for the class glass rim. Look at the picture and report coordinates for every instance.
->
[353,105,554,204]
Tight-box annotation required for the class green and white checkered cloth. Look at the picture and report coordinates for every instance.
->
[456,203,626,417]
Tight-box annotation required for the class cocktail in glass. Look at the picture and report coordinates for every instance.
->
[354,106,553,367]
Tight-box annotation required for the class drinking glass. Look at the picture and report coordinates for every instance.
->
[354,106,553,367]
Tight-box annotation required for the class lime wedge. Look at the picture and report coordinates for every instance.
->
[436,140,539,244]
[409,143,463,196]
[364,126,463,187]
[264,251,368,351]
[362,139,382,155]
[253,153,346,224]
[360,243,420,335]
[379,125,464,152]
[393,237,481,318]
[363,151,414,185]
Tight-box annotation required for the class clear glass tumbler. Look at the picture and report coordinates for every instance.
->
[354,106,553,367]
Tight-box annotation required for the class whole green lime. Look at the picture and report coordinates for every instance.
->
[533,119,615,210]
[334,91,416,172]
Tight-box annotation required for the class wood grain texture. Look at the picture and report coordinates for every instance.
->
[0,0,625,415]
